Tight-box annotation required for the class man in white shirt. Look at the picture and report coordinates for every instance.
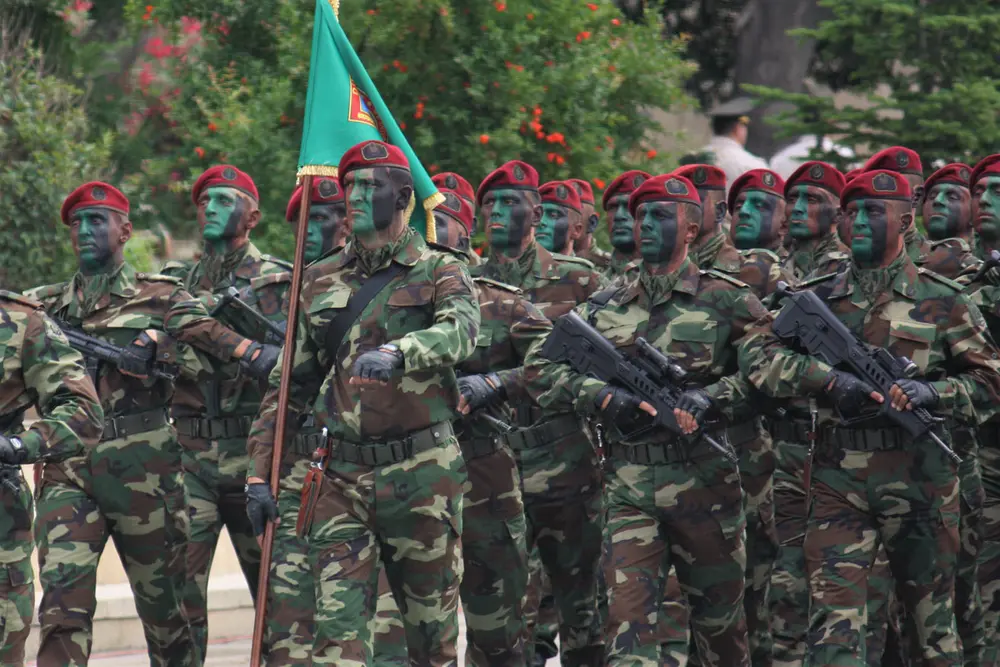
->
[699,97,770,196]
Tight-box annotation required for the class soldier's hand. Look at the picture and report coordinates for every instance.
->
[350,345,404,386]
[824,370,883,411]
[0,435,27,466]
[457,373,506,415]
[595,385,657,422]
[889,379,938,412]
[245,481,279,542]
[240,342,281,379]
[119,331,157,379]
[674,389,713,435]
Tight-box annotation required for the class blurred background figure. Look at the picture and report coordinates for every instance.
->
[699,97,769,195]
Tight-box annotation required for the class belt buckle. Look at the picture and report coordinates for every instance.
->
[105,418,119,441]
[391,441,406,462]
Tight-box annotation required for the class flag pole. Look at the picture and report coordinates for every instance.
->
[249,175,313,666]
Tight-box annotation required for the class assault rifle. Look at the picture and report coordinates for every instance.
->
[771,281,960,464]
[970,249,1000,285]
[53,319,179,382]
[210,286,286,346]
[539,311,738,464]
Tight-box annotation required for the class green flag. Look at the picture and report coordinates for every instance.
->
[297,0,443,241]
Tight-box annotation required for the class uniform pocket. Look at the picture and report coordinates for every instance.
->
[888,319,937,372]
[668,318,719,372]
[386,287,435,331]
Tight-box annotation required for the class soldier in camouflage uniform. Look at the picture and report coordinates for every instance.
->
[30,182,276,667]
[920,163,982,282]
[537,181,584,256]
[739,169,1000,667]
[861,147,931,264]
[674,164,783,667]
[262,175,350,665]
[526,173,762,666]
[602,170,650,281]
[475,160,607,666]
[0,291,103,667]
[781,161,852,283]
[972,156,1000,264]
[159,165,289,663]
[246,140,480,667]
[570,178,611,270]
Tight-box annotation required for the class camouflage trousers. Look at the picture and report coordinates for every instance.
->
[372,445,530,667]
[603,448,749,667]
[179,431,261,663]
[518,424,605,666]
[526,550,561,664]
[0,477,34,667]
[976,439,1000,667]
[35,428,193,667]
[264,448,316,666]
[310,436,466,667]
[803,442,961,667]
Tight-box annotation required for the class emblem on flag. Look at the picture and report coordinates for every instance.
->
[349,80,387,139]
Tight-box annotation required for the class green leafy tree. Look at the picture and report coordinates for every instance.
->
[47,0,695,259]
[0,32,113,291]
[747,0,1000,168]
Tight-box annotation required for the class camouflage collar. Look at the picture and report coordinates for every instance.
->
[61,262,136,316]
[890,255,921,299]
[825,270,854,300]
[532,243,563,280]
[696,232,742,273]
[621,259,699,305]
[232,243,265,280]
[336,227,424,270]
[929,236,972,252]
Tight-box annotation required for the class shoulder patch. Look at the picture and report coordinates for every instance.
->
[0,290,43,309]
[796,271,839,289]
[917,267,963,292]
[473,276,522,294]
[551,252,597,270]
[260,254,293,270]
[701,268,749,289]
[136,272,182,285]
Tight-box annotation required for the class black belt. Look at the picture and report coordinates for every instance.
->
[725,419,759,447]
[326,422,454,467]
[820,427,906,452]
[460,436,504,460]
[503,414,580,451]
[174,415,253,440]
[607,435,721,465]
[767,419,813,444]
[290,431,325,456]
[102,408,170,442]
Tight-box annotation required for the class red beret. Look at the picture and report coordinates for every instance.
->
[540,180,582,213]
[432,172,475,205]
[970,155,1000,188]
[602,170,652,210]
[435,189,475,233]
[285,177,344,223]
[924,163,971,196]
[191,165,258,205]
[728,169,786,215]
[672,164,727,191]
[628,174,701,218]
[862,146,923,177]
[61,182,129,225]
[566,178,595,205]
[476,160,539,207]
[785,161,846,198]
[844,168,862,183]
[338,141,409,187]
[840,169,912,208]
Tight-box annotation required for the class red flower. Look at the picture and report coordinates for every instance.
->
[526,12,535,20]
[555,156,566,166]
[608,65,616,72]
[494,1,506,11]
[587,3,598,10]
[430,164,440,173]
[194,146,206,159]
[533,106,543,116]
[207,121,218,132]
[611,18,621,26]
[593,178,606,189]
[144,36,172,59]
[480,134,490,144]
[439,7,448,16]
[576,31,592,43]
[367,8,377,15]
[535,131,545,139]
[545,60,554,67]
[546,132,565,144]
[529,121,543,132]
[400,121,407,130]
[646,150,657,159]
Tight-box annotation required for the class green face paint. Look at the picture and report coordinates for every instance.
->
[637,201,683,264]
[923,183,971,240]
[70,207,119,273]
[302,203,348,263]
[606,194,636,252]
[786,184,837,240]
[537,203,571,252]
[481,188,535,254]
[199,186,248,244]
[848,198,892,266]
[344,166,400,237]
[732,190,781,250]
[973,176,1000,241]
[432,211,471,253]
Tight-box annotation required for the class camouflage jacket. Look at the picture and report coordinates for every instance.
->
[782,232,851,284]
[524,259,765,444]
[922,237,982,283]
[606,249,638,282]
[737,247,794,301]
[692,230,742,277]
[0,291,103,569]
[580,242,611,271]
[247,228,480,480]
[475,243,605,426]
[457,277,552,440]
[162,243,291,419]
[907,225,933,264]
[28,262,250,422]
[739,253,1000,429]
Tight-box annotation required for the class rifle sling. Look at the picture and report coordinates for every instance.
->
[324,263,410,356]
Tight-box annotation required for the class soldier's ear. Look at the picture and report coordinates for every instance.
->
[245,207,262,231]
[899,211,914,232]
[911,185,925,210]
[531,204,543,227]
[119,217,133,244]
[587,213,600,234]
[395,185,414,212]
[714,201,727,225]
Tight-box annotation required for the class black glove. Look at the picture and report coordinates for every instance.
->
[458,373,507,413]
[240,342,281,379]
[675,389,714,426]
[893,379,939,410]
[120,331,157,377]
[352,345,404,383]
[0,435,27,465]
[824,369,880,414]
[595,385,646,423]
[245,482,279,537]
